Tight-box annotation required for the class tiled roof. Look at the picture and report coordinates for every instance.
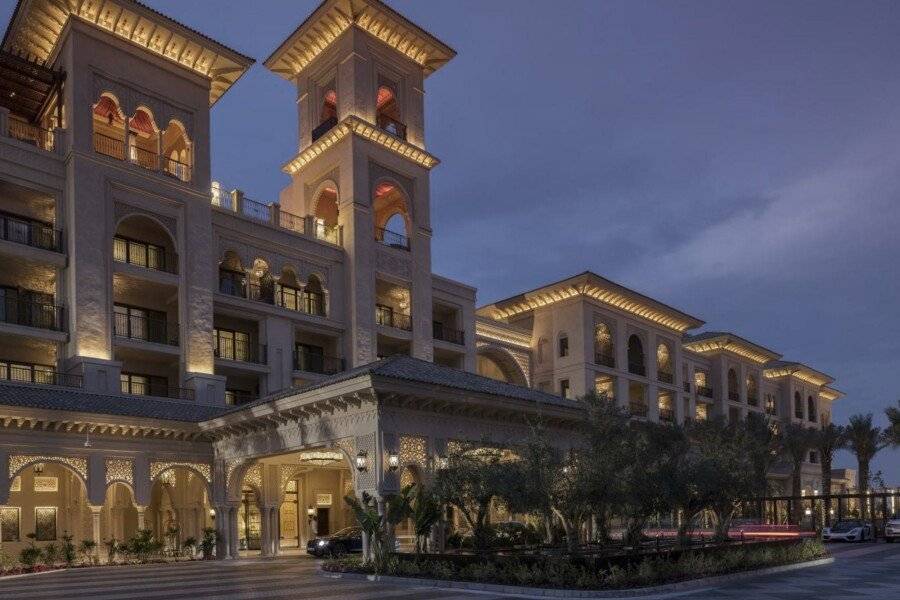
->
[222,355,580,417]
[0,381,227,423]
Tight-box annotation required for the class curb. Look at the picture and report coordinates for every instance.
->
[319,556,834,598]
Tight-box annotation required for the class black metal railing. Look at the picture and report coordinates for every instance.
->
[375,227,410,250]
[293,349,345,375]
[629,402,649,418]
[628,361,646,377]
[657,371,674,384]
[0,211,62,252]
[214,338,267,364]
[121,379,194,400]
[312,116,338,142]
[218,271,247,298]
[728,390,740,402]
[659,407,675,422]
[433,322,464,345]
[697,385,714,398]
[113,237,176,273]
[113,312,179,346]
[0,363,82,388]
[275,287,326,317]
[376,114,407,140]
[0,298,65,331]
[376,307,412,331]
[594,352,615,368]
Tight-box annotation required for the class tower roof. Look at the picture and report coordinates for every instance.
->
[1,0,254,106]
[265,0,456,81]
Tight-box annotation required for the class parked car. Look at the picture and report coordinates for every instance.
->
[884,519,900,542]
[306,526,364,557]
[822,520,874,542]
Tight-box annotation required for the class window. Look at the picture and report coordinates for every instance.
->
[658,392,674,422]
[214,328,251,362]
[595,375,615,400]
[113,236,166,271]
[794,391,804,419]
[727,368,739,401]
[809,451,819,464]
[765,393,777,416]
[594,322,614,367]
[627,335,645,376]
[120,373,167,397]
[0,361,55,384]
[628,381,647,416]
[746,374,758,406]
[114,304,169,344]
[559,379,570,399]
[558,335,569,358]
[34,507,57,541]
[807,396,817,423]
[696,403,708,421]
[656,343,673,383]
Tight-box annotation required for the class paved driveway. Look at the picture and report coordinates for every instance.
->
[0,542,897,599]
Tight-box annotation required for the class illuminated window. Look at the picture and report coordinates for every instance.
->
[558,335,569,358]
[595,375,615,400]
[559,379,571,399]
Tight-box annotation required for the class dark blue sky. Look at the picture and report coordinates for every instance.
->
[6,1,898,477]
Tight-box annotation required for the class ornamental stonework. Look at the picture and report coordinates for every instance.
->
[149,461,211,484]
[8,455,88,482]
[243,463,262,491]
[105,458,134,486]
[399,436,427,468]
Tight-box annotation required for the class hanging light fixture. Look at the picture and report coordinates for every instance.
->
[33,463,44,475]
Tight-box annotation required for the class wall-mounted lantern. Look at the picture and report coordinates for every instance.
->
[355,451,368,472]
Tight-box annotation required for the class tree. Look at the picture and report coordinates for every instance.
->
[409,483,442,554]
[885,400,900,447]
[845,413,887,515]
[780,423,817,524]
[743,413,782,501]
[344,492,387,567]
[814,423,846,526]
[433,443,517,553]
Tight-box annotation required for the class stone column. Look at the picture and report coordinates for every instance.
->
[89,505,103,560]
[270,506,281,556]
[214,505,230,559]
[259,506,271,557]
[135,505,147,531]
[228,505,240,559]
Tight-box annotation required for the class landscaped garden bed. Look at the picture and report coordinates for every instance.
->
[322,538,827,590]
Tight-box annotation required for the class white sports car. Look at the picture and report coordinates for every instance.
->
[823,520,874,542]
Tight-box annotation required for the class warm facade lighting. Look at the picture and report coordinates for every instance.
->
[387,452,400,472]
[355,451,368,472]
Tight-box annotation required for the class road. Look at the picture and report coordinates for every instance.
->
[0,542,896,599]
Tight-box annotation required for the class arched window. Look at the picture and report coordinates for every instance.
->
[305,275,326,316]
[627,335,645,376]
[92,93,127,159]
[218,251,246,297]
[594,323,614,367]
[127,107,159,171]
[656,342,672,383]
[373,181,411,250]
[311,186,340,243]
[162,120,192,181]
[727,368,739,401]
[746,374,758,406]
[250,259,273,304]
[376,85,405,139]
[807,396,817,423]
[114,214,176,273]
[313,88,338,142]
[794,391,804,419]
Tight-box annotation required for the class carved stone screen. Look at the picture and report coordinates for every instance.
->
[35,507,57,541]
[1,507,20,542]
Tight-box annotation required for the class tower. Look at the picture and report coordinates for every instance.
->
[267,0,459,367]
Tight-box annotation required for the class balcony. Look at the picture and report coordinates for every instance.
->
[7,119,54,151]
[376,306,412,331]
[628,362,646,377]
[114,312,179,346]
[697,385,714,399]
[113,236,176,274]
[0,298,65,332]
[657,371,674,385]
[594,352,615,369]
[294,348,345,375]
[375,227,410,251]
[163,156,191,182]
[433,322,465,345]
[92,132,192,183]
[214,337,267,365]
[0,362,82,388]
[93,131,125,160]
[225,390,255,406]
[1,211,62,252]
[222,280,327,318]
[312,116,338,143]
[659,407,675,422]
[120,377,194,400]
[628,402,649,418]
[377,114,407,140]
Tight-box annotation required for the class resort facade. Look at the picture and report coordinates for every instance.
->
[0,0,844,557]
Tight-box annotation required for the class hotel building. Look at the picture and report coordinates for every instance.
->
[0,0,843,556]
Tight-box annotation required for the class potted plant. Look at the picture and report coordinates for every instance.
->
[181,536,198,560]
[199,528,217,560]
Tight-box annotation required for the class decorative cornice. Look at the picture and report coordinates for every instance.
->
[475,318,531,350]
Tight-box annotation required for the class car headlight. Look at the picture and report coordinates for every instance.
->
[317,540,327,547]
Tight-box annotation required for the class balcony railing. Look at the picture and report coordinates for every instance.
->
[659,407,675,422]
[8,120,54,151]
[294,349,345,375]
[214,338,267,364]
[314,221,341,244]
[433,322,465,345]
[0,299,65,331]
[728,390,740,402]
[225,390,255,406]
[1,211,62,252]
[376,307,412,331]
[121,379,194,400]
[93,131,125,160]
[164,157,191,182]
[130,145,158,171]
[312,116,338,142]
[278,209,305,234]
[629,402,649,418]
[628,362,646,377]
[113,313,179,346]
[0,363,82,388]
[594,352,615,368]
[376,114,407,140]
[113,237,176,274]
[242,283,327,317]
[697,385,714,398]
[657,371,674,384]
[375,227,410,251]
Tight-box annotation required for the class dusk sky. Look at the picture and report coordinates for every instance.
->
[5,0,897,477]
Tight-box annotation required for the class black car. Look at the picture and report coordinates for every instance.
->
[306,526,363,557]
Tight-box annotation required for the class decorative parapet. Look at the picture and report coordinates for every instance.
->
[149,461,212,484]
[9,455,88,482]
[105,458,134,486]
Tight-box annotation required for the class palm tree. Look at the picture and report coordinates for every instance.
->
[814,423,846,526]
[885,401,900,447]
[781,423,817,524]
[845,414,886,516]
[743,413,781,518]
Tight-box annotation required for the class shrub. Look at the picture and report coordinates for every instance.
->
[182,536,198,559]
[104,538,120,564]
[19,536,42,571]
[61,532,77,567]
[78,539,98,565]
[200,528,217,559]
[124,530,164,563]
